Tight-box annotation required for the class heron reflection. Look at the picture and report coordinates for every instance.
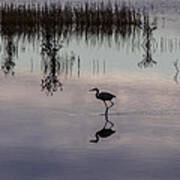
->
[90,93,116,143]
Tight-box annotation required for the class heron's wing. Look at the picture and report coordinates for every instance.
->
[100,92,116,99]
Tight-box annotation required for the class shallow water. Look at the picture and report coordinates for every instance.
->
[1,73,180,180]
[0,2,180,180]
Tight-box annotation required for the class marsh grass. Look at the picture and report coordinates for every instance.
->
[0,1,143,38]
[0,2,153,78]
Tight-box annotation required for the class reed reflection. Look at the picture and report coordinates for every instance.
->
[173,59,180,84]
[0,2,179,79]
[138,14,157,68]
[1,26,16,76]
[90,102,115,143]
[0,2,143,49]
[40,19,78,95]
[40,22,63,96]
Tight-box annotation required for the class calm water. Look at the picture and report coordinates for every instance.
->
[0,1,180,180]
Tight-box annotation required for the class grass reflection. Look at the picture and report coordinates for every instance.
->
[1,26,17,76]
[138,12,157,68]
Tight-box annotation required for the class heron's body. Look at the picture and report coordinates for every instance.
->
[89,88,116,107]
[96,91,116,101]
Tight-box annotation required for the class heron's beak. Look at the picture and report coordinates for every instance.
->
[89,88,94,92]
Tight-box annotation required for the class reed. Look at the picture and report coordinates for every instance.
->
[0,1,143,37]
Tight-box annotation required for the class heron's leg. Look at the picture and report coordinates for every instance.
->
[102,101,115,129]
[109,101,114,108]
[104,106,114,128]
[105,106,109,122]
[105,115,114,128]
[103,101,108,108]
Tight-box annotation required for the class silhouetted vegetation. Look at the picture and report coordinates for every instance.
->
[0,1,146,77]
[0,2,143,42]
[1,2,178,78]
[173,59,180,84]
[40,20,77,95]
[138,12,157,68]
[0,2,142,27]
[40,21,63,96]
[1,26,17,76]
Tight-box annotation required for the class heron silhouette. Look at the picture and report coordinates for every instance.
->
[89,88,116,107]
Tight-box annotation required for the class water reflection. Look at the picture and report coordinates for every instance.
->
[0,2,142,48]
[40,23,63,96]
[90,103,116,143]
[92,60,106,75]
[1,26,17,76]
[77,56,80,78]
[173,59,180,84]
[0,3,179,82]
[138,13,157,68]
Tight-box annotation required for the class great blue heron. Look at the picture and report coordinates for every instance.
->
[89,87,116,107]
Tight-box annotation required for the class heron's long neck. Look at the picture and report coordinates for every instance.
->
[94,133,99,143]
[95,90,100,98]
